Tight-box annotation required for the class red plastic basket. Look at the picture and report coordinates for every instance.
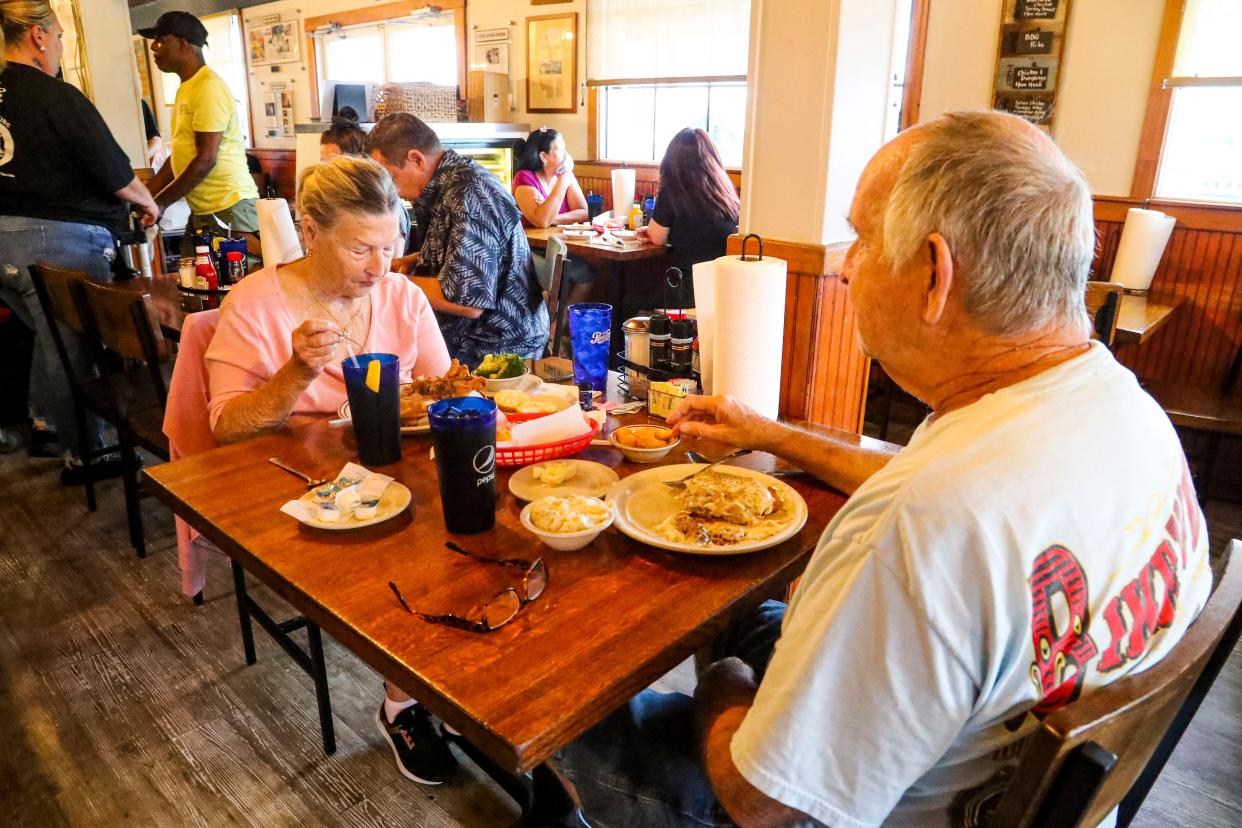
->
[496,420,600,467]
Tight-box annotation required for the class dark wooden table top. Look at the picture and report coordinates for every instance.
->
[525,226,669,262]
[1115,291,1183,347]
[144,409,850,774]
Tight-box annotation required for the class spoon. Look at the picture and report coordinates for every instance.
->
[663,448,752,490]
[268,457,329,490]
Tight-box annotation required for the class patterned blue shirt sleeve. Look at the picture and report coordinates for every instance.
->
[437,188,501,311]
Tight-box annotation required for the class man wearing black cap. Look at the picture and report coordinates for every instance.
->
[140,12,259,232]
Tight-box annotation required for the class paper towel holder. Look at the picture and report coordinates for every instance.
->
[662,267,687,315]
[740,233,765,262]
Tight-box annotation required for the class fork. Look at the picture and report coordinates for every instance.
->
[685,450,807,478]
[663,448,752,490]
[268,457,329,490]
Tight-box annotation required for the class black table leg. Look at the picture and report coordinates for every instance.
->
[231,561,257,665]
[606,260,625,371]
[307,623,337,755]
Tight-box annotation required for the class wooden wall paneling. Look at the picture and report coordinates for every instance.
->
[250,148,296,202]
[725,236,867,433]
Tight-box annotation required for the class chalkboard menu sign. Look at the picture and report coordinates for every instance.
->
[993,0,1072,132]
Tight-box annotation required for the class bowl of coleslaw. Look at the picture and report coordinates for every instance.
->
[520,495,614,551]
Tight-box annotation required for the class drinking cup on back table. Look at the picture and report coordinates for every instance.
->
[568,303,612,392]
[343,353,402,467]
[428,396,497,534]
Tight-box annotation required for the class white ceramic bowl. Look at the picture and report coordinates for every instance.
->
[520,498,615,551]
[477,367,531,393]
[608,424,680,464]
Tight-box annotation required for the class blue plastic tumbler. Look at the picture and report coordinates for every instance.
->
[586,192,605,220]
[342,353,401,467]
[567,303,612,392]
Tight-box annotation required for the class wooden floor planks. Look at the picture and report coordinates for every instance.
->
[0,441,1238,825]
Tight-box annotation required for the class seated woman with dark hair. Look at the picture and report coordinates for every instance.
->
[319,116,367,161]
[639,128,740,306]
[512,127,595,304]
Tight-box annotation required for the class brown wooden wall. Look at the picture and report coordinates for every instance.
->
[1092,198,1242,388]
[250,148,297,203]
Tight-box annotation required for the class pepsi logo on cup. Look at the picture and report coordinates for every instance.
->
[473,445,496,486]
[590,331,609,345]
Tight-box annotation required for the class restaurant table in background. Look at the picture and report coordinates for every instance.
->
[143,381,861,781]
[526,227,669,366]
[1114,290,1183,349]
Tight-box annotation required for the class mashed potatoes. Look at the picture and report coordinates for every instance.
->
[529,495,611,533]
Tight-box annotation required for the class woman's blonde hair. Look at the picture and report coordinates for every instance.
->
[0,0,56,72]
[297,154,402,232]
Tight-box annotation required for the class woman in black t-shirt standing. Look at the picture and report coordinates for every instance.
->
[0,0,160,481]
[639,128,740,307]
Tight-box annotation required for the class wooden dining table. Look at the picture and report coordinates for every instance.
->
[143,403,853,780]
[526,227,670,363]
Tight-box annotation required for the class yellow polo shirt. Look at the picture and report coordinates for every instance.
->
[171,66,258,215]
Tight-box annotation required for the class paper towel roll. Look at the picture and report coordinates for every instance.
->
[257,198,303,266]
[611,169,636,221]
[1110,208,1175,293]
[692,260,717,395]
[711,254,787,419]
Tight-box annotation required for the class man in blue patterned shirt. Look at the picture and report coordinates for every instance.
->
[368,114,549,366]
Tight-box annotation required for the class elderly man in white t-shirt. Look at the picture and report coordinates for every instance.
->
[554,110,1212,828]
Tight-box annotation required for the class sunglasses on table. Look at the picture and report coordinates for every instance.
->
[388,542,547,633]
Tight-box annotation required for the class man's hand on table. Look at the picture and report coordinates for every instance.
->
[668,395,785,453]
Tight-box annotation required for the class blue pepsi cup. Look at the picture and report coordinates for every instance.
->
[586,192,605,219]
[568,303,612,393]
[428,397,497,534]
[342,353,401,467]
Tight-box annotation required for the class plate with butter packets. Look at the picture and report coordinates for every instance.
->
[508,459,619,502]
[280,462,411,529]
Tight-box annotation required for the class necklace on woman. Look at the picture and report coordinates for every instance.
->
[305,282,371,343]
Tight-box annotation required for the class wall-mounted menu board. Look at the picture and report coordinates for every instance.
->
[992,0,1073,131]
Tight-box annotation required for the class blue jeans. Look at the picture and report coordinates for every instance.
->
[0,215,115,456]
[557,600,791,828]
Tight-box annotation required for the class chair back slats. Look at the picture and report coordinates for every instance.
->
[71,279,171,407]
[1085,281,1124,350]
[30,263,86,334]
[991,543,1242,827]
[544,236,570,359]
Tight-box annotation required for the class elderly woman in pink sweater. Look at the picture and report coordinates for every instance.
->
[207,155,450,441]
[205,156,460,785]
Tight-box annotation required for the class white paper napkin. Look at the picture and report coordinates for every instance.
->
[509,404,592,446]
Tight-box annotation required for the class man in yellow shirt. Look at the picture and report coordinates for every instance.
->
[141,12,259,232]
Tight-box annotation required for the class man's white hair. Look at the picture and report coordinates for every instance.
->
[883,111,1095,336]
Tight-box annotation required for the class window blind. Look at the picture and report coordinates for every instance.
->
[1172,0,1242,79]
[586,0,751,83]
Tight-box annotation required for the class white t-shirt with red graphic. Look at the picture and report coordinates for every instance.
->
[731,342,1212,828]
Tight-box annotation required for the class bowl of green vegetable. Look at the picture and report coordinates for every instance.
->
[474,353,530,391]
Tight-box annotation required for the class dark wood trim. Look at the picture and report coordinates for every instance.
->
[1130,0,1186,200]
[586,86,599,160]
[1094,196,1242,233]
[900,0,931,130]
[304,0,469,122]
[525,12,578,114]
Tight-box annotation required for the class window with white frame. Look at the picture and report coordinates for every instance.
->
[1153,0,1242,204]
[318,12,458,89]
[587,0,749,166]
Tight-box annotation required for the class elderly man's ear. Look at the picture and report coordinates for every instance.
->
[922,232,955,325]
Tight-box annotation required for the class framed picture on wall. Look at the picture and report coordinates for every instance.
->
[248,20,301,66]
[475,42,509,75]
[526,13,577,113]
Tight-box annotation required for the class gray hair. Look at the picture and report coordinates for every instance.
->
[297,154,402,231]
[883,111,1094,336]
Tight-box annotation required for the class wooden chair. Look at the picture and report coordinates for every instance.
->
[1085,281,1124,350]
[991,540,1242,827]
[1142,335,1242,501]
[28,264,119,513]
[542,235,571,358]
[70,279,172,559]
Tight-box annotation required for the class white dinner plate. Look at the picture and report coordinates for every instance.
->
[561,229,596,238]
[338,399,431,435]
[295,481,412,530]
[605,465,808,556]
[508,459,620,502]
[560,222,593,231]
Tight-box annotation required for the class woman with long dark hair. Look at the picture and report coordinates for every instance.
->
[512,127,594,303]
[640,128,740,302]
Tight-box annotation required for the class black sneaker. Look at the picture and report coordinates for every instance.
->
[60,455,130,486]
[375,703,459,785]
